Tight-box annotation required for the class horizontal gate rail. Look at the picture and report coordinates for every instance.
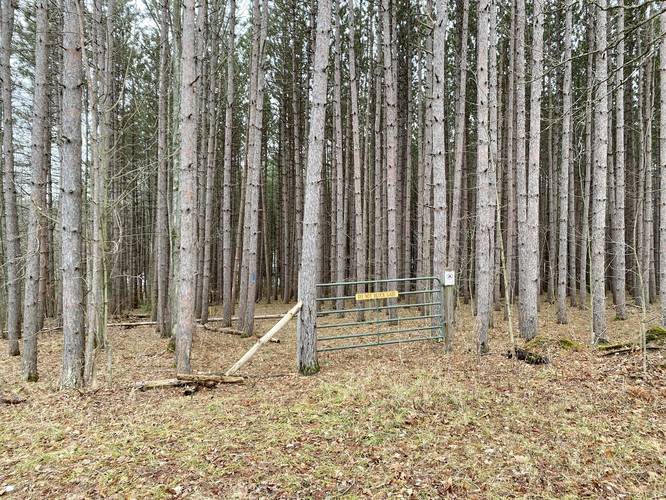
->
[317,313,442,330]
[316,276,436,287]
[316,300,439,317]
[317,335,443,353]
[318,324,442,342]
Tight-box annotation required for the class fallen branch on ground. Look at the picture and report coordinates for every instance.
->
[601,345,664,356]
[1,394,27,405]
[134,373,244,391]
[200,324,279,342]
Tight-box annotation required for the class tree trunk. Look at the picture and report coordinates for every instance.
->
[0,0,21,356]
[475,0,491,352]
[333,0,345,307]
[614,1,627,320]
[200,4,221,324]
[22,0,49,381]
[61,0,85,388]
[241,0,269,336]
[659,9,666,327]
[382,0,398,318]
[175,0,199,373]
[580,20,594,308]
[591,0,608,343]
[348,0,365,320]
[557,2,572,324]
[432,0,448,332]
[447,0,469,273]
[296,0,331,375]
[156,0,171,337]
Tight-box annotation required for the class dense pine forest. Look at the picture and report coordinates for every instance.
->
[1,0,666,496]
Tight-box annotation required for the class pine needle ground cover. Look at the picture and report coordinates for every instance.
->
[1,302,664,498]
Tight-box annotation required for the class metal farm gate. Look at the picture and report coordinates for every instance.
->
[315,276,447,353]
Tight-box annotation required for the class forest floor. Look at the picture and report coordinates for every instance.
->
[1,300,665,498]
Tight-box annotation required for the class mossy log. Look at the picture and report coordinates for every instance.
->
[598,325,666,355]
[506,348,550,365]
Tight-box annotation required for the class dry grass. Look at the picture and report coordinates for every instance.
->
[1,300,665,498]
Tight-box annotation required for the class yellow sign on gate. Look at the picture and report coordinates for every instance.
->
[355,290,399,301]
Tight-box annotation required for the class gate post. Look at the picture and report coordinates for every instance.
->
[443,270,456,352]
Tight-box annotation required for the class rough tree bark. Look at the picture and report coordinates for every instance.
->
[432,0,447,333]
[333,0,345,308]
[156,0,171,337]
[22,0,49,381]
[296,0,331,375]
[659,12,666,327]
[175,0,199,373]
[557,1,572,325]
[0,0,21,356]
[222,0,236,327]
[200,3,221,325]
[348,0,366,320]
[61,0,85,388]
[591,0,608,343]
[241,0,268,336]
[475,0,491,352]
[382,0,398,317]
[447,0,468,273]
[614,1,627,320]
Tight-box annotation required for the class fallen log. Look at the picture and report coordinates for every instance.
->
[506,347,550,365]
[200,324,244,335]
[134,373,244,391]
[176,373,244,384]
[601,345,664,356]
[226,301,302,376]
[1,394,27,405]
[200,324,279,343]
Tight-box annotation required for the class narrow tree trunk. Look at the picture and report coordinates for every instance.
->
[348,0,365,320]
[580,21,594,308]
[0,0,21,356]
[659,9,666,327]
[156,0,171,337]
[557,2,572,324]
[447,0,469,272]
[614,1,627,320]
[505,1,516,315]
[333,0,345,307]
[200,5,221,324]
[432,0,448,327]
[475,0,491,352]
[222,0,236,327]
[592,0,608,343]
[382,0,398,318]
[22,0,49,381]
[242,0,269,336]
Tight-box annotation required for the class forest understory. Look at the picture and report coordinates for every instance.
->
[1,301,664,498]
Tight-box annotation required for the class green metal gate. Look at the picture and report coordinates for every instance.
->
[315,276,446,352]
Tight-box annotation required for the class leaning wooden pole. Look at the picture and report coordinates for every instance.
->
[225,301,302,376]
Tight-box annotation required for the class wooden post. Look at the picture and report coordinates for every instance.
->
[443,270,456,352]
[225,301,302,376]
